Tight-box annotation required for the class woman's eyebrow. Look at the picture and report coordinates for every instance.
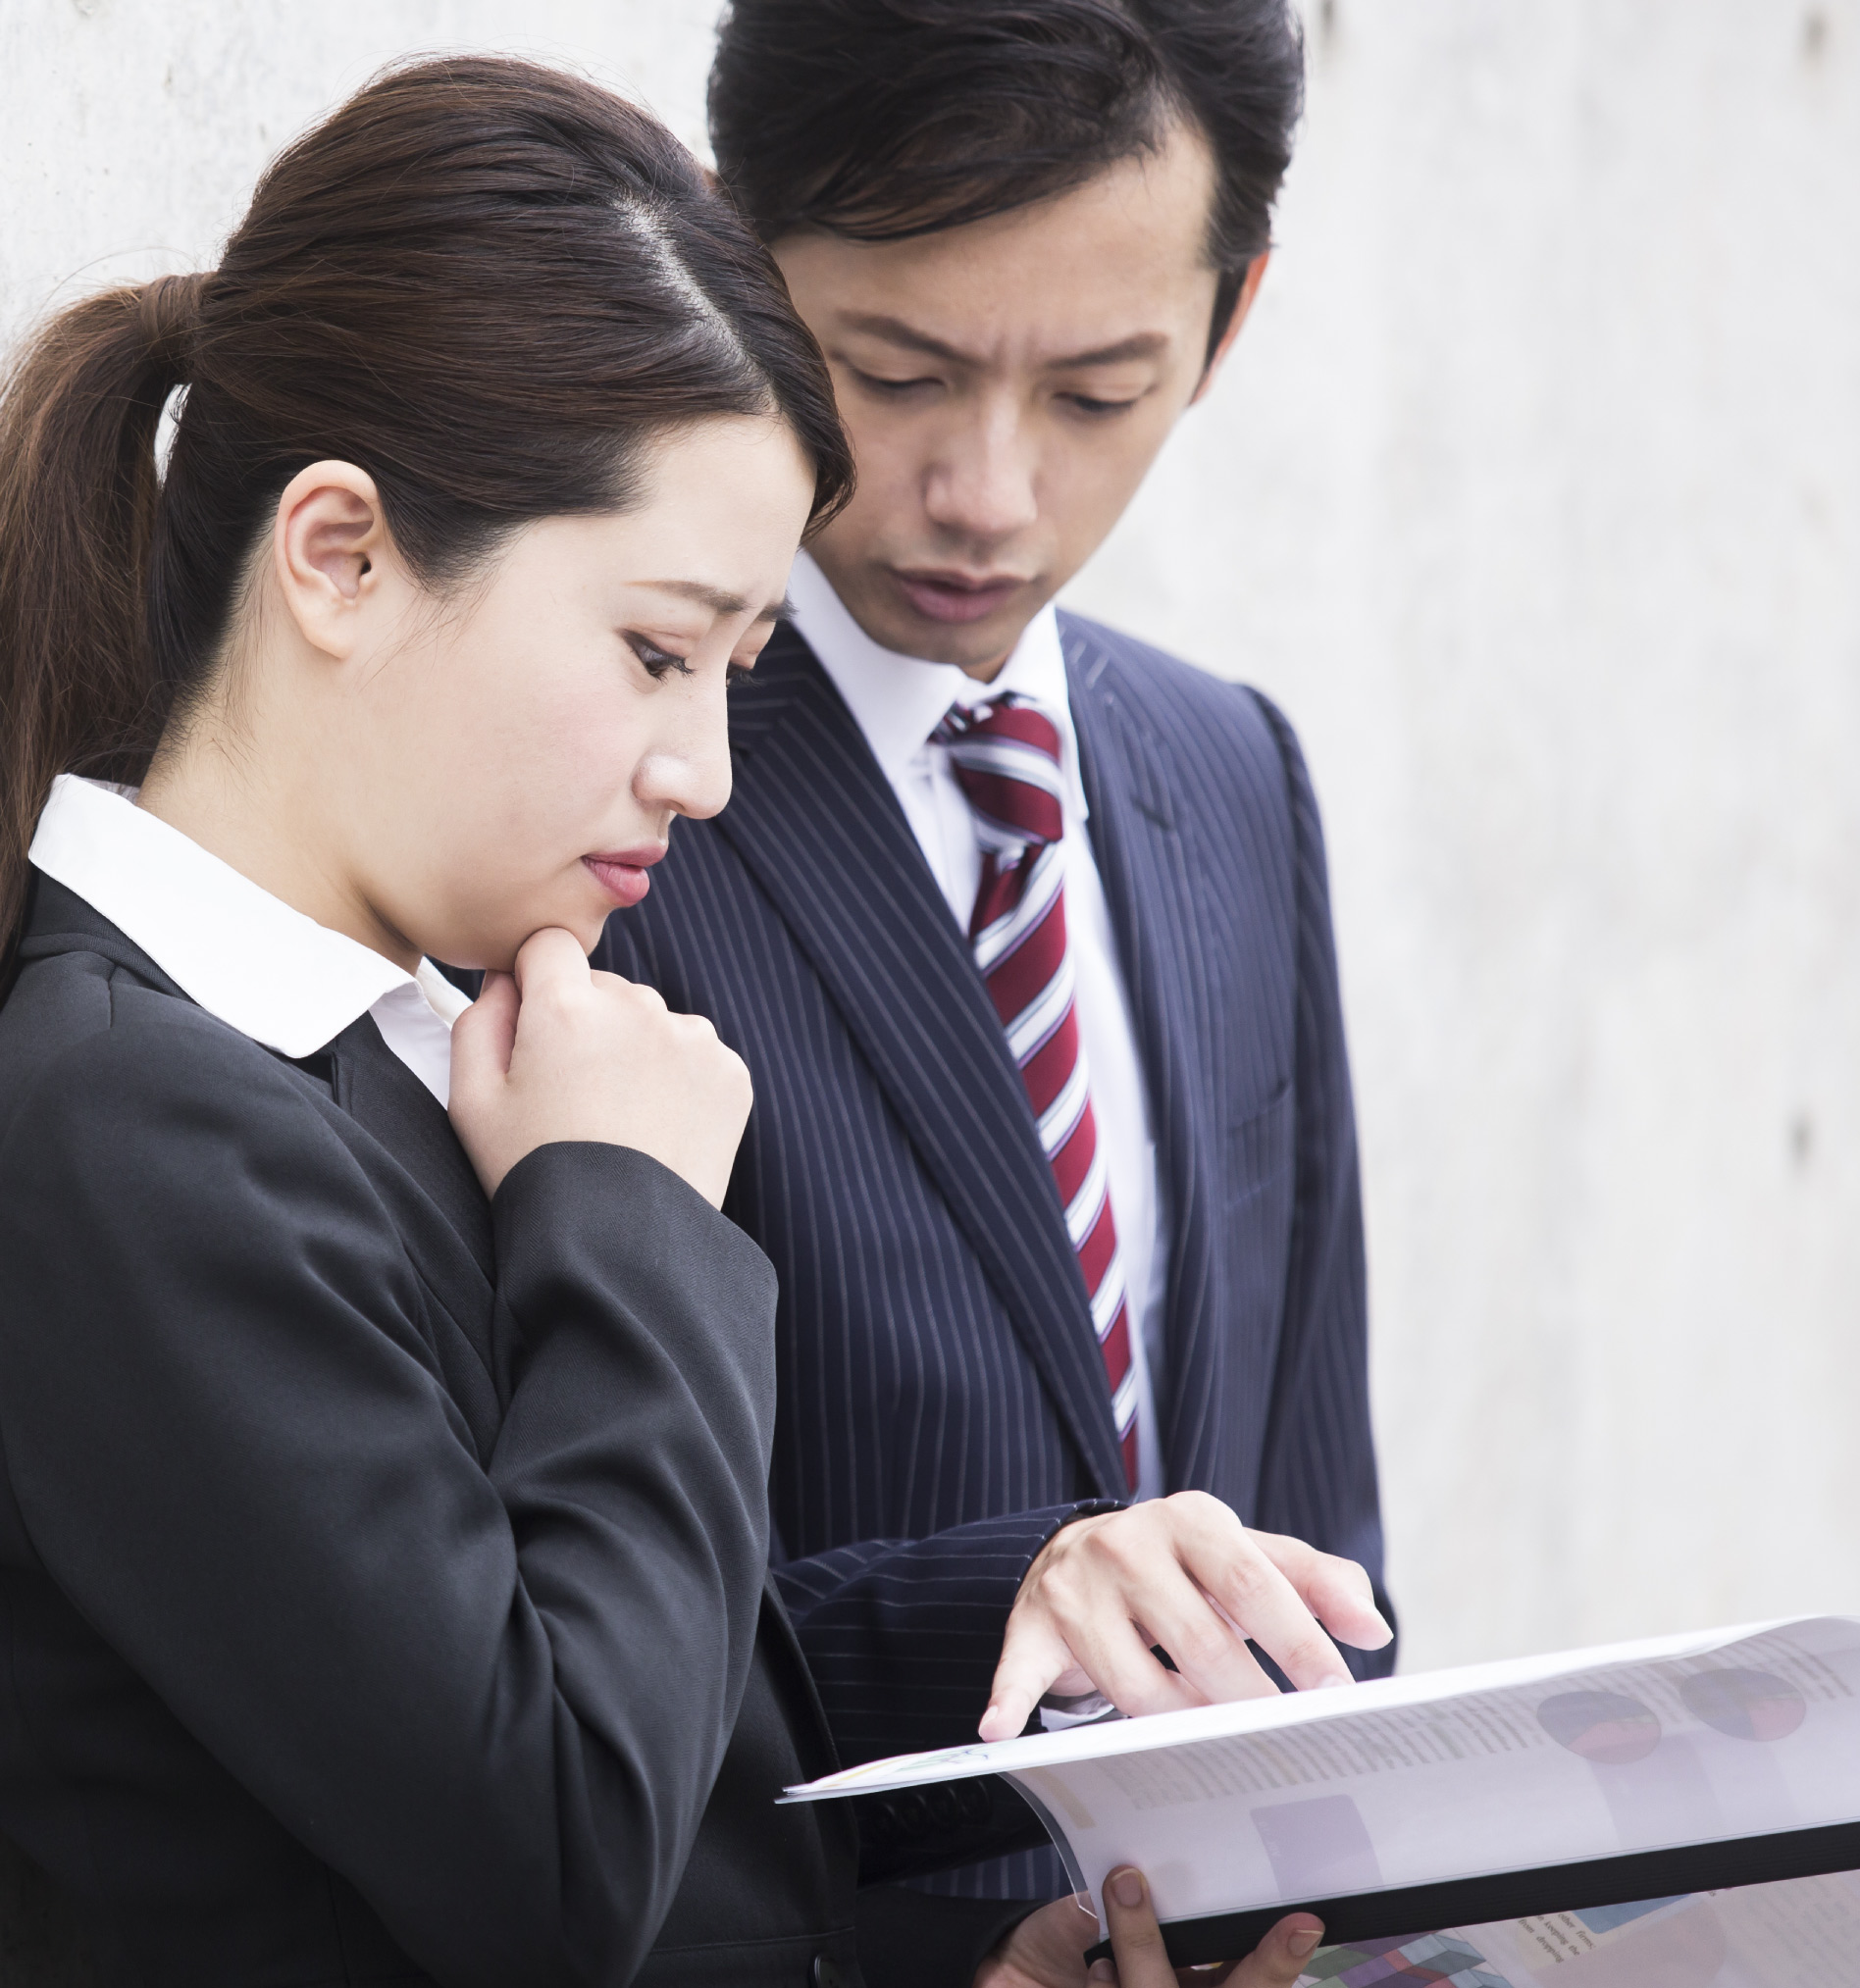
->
[637,580,796,624]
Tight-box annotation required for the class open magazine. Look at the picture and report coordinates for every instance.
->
[783,1614,1860,1978]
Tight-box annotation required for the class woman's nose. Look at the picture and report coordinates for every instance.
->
[637,714,734,825]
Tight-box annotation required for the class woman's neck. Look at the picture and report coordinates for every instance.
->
[136,717,422,976]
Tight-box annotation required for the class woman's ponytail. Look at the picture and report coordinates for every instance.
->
[0,272,207,948]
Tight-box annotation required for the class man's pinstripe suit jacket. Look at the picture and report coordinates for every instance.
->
[592,612,1394,1873]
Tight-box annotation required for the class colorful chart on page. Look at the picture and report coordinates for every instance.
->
[1533,1689,1662,1764]
[1569,1895,1688,1935]
[1297,1929,1516,1987]
[1678,1668,1807,1742]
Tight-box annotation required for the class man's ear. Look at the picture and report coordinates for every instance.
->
[271,460,392,661]
[1190,252,1270,406]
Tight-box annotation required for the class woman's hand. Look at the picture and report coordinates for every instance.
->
[975,1871,1322,1988]
[448,926,752,1203]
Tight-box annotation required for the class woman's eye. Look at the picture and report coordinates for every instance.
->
[627,634,693,679]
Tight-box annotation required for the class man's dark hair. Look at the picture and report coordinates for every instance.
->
[707,0,1306,363]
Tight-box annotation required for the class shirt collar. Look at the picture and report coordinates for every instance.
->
[788,551,1084,813]
[27,775,468,1059]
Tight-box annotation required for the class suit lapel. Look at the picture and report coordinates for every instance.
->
[323,1016,505,1416]
[1062,621,1223,1491]
[717,627,1128,1500]
[326,1017,493,1276]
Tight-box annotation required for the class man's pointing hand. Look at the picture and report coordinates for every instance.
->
[980,1493,1392,1742]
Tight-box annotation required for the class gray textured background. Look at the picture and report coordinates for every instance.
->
[6,0,1857,1672]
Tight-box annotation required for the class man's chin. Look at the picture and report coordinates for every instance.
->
[845,571,1045,677]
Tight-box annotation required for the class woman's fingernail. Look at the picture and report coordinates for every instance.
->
[1288,1926,1323,1959]
[1110,1868,1145,1910]
[1088,1961,1117,1982]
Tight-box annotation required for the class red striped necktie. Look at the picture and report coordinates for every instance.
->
[933,693,1140,1492]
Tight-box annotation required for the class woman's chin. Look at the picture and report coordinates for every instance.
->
[442,904,607,976]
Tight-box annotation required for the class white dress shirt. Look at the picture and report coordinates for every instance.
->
[27,775,469,1104]
[789,552,1168,1500]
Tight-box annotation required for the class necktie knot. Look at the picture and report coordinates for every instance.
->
[932,693,1064,852]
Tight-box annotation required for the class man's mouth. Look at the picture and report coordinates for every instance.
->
[891,567,1030,626]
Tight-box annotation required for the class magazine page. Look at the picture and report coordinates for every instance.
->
[786,1616,1860,1938]
[1299,1870,1860,1988]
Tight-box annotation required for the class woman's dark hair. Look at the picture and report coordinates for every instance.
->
[0,55,854,949]
[708,0,1305,359]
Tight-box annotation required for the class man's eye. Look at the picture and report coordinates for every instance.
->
[852,367,938,397]
[627,634,693,678]
[726,662,755,690]
[1064,393,1141,417]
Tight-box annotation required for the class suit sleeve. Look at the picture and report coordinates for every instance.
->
[769,1504,1116,1762]
[0,1007,778,1987]
[1248,693,1397,1677]
[855,1889,1044,1988]
[770,1507,1120,1889]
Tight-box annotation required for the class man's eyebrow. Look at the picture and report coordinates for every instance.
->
[639,580,794,625]
[1047,331,1170,368]
[838,314,975,366]
[837,314,1170,371]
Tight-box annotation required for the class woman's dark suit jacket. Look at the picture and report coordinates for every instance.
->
[0,881,1029,1988]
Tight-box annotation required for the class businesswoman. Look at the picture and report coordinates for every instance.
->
[0,56,871,1988]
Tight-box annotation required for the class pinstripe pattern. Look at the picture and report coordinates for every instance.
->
[593,616,1391,1900]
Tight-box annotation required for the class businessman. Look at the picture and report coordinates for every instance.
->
[595,0,1396,1905]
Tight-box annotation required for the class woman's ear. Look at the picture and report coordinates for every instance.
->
[271,460,392,660]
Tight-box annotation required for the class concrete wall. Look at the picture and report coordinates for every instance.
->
[1070,0,1860,1668]
[6,0,1858,1673]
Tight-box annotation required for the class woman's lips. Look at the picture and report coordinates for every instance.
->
[582,847,664,908]
[892,569,1028,626]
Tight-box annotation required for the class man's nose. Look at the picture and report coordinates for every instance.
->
[922,402,1039,545]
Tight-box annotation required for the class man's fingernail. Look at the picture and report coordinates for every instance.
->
[1110,1868,1145,1909]
[1315,1674,1352,1689]
[1289,1926,1322,1959]
[1088,1961,1117,1982]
